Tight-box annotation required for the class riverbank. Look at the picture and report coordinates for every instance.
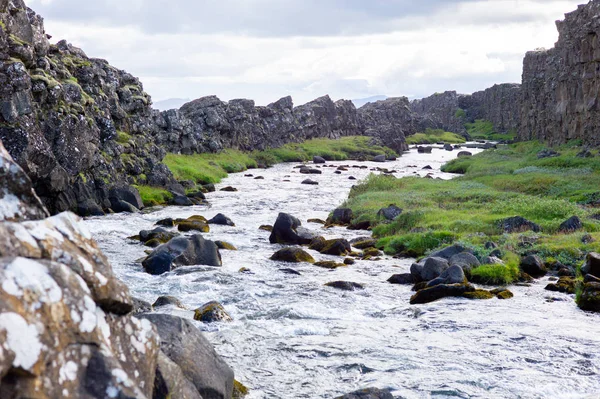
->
[135,136,397,206]
[342,141,600,289]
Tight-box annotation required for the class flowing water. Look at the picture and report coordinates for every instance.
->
[84,147,600,399]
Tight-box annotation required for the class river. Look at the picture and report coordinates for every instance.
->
[83,146,600,399]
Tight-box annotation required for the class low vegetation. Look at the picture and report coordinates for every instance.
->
[405,128,466,145]
[343,141,600,283]
[164,136,396,185]
[134,185,174,207]
[466,119,516,141]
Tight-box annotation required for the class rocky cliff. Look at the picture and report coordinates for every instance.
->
[0,137,234,398]
[410,85,521,135]
[520,1,600,145]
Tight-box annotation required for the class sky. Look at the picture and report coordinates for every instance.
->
[28,0,585,106]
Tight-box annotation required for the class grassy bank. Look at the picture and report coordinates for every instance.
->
[466,119,516,141]
[138,136,396,206]
[343,141,600,283]
[405,128,466,145]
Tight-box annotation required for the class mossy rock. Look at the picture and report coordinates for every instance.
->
[145,239,162,248]
[577,282,600,312]
[233,380,249,398]
[344,258,355,265]
[193,301,233,323]
[259,225,273,232]
[462,289,494,300]
[307,218,326,224]
[177,220,210,233]
[496,290,514,299]
[220,186,238,192]
[183,215,208,223]
[270,247,315,263]
[314,261,346,269]
[353,239,377,249]
[320,239,351,256]
[362,248,382,257]
[215,241,237,250]
[308,236,327,251]
[545,277,576,294]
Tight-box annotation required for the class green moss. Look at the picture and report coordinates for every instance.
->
[455,108,467,119]
[233,380,249,399]
[134,185,173,207]
[462,289,494,300]
[9,34,30,46]
[78,173,88,184]
[465,119,516,141]
[116,131,132,144]
[471,253,520,285]
[406,128,466,145]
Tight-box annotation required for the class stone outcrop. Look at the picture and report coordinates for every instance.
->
[0,138,234,398]
[358,97,413,152]
[465,84,520,133]
[410,86,521,136]
[519,0,600,145]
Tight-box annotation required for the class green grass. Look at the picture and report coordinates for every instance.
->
[342,141,600,280]
[470,252,520,285]
[134,185,174,207]
[164,136,397,185]
[406,128,466,145]
[466,119,516,141]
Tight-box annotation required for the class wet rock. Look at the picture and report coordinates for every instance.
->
[156,217,176,227]
[139,313,234,398]
[307,218,326,224]
[325,281,365,291]
[77,199,105,216]
[412,257,450,281]
[194,301,233,323]
[545,277,577,294]
[300,167,322,174]
[483,256,504,265]
[139,227,179,245]
[499,216,541,233]
[328,208,354,226]
[153,296,186,309]
[492,289,514,299]
[426,265,466,287]
[254,176,264,180]
[269,213,316,245]
[344,258,356,265]
[417,146,433,154]
[373,154,386,162]
[208,213,235,226]
[270,247,315,263]
[259,225,273,232]
[142,235,222,275]
[110,198,140,213]
[132,297,153,314]
[422,165,433,170]
[462,289,495,300]
[302,179,319,185]
[313,156,326,164]
[349,176,357,180]
[444,143,454,151]
[335,387,394,399]
[377,204,403,221]
[154,351,203,399]
[109,185,144,210]
[171,194,194,206]
[203,184,216,192]
[178,220,210,233]
[410,283,475,304]
[582,252,600,278]
[362,247,382,257]
[558,216,583,233]
[309,237,327,251]
[315,261,347,269]
[187,190,207,200]
[457,151,472,157]
[520,255,547,278]
[388,273,415,285]
[320,238,352,256]
[353,239,377,249]
[220,186,238,192]
[215,241,237,250]
[578,282,600,312]
[348,220,371,230]
[280,268,302,275]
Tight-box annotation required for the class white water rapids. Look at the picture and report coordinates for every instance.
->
[84,147,600,399]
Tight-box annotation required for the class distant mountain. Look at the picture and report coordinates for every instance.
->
[153,98,191,111]
[352,95,388,108]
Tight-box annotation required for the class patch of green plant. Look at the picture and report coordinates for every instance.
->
[134,185,173,207]
[455,108,466,119]
[116,131,132,144]
[164,150,258,184]
[341,141,600,279]
[406,128,466,145]
[470,252,520,285]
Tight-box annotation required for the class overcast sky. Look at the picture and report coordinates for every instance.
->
[28,0,584,106]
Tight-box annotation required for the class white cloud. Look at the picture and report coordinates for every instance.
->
[28,0,584,106]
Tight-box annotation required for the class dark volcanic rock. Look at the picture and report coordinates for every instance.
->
[499,216,541,233]
[358,97,413,153]
[377,204,403,220]
[270,247,315,263]
[208,213,235,226]
[269,212,315,245]
[559,216,583,233]
[388,273,415,285]
[142,235,222,275]
[520,255,547,278]
[328,208,353,225]
[582,252,600,278]
[336,388,394,399]
[325,281,365,291]
[194,301,233,323]
[139,313,234,399]
[410,283,475,305]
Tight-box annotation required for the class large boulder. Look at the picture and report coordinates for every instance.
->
[449,252,480,274]
[520,255,547,278]
[194,301,233,323]
[376,204,403,221]
[411,257,450,281]
[410,283,476,304]
[269,213,315,245]
[328,208,353,226]
[270,247,315,263]
[582,252,600,278]
[139,314,234,399]
[336,387,394,399]
[429,244,471,260]
[426,265,466,287]
[313,156,326,164]
[559,216,583,233]
[142,235,222,275]
[153,351,203,399]
[109,185,144,211]
[320,238,352,256]
[208,213,235,226]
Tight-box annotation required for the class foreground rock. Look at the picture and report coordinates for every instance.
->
[410,283,476,304]
[336,388,394,399]
[269,213,316,245]
[140,314,234,399]
[194,301,233,323]
[270,247,315,263]
[142,235,222,275]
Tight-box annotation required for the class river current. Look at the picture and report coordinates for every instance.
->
[84,147,600,399]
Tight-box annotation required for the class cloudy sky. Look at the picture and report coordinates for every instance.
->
[29,0,583,107]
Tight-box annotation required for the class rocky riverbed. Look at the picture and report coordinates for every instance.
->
[84,146,600,399]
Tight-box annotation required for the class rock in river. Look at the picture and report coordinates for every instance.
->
[142,235,222,275]
[269,213,316,245]
[271,247,316,263]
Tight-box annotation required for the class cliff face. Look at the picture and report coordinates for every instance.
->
[520,1,600,145]
[358,97,413,152]
[410,86,521,135]
[410,91,467,135]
